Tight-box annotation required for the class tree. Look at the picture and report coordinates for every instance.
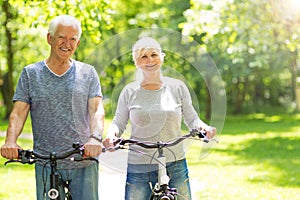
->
[0,1,20,119]
[95,0,198,116]
[180,0,299,114]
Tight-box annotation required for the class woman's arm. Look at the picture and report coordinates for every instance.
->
[180,81,216,138]
[103,86,131,147]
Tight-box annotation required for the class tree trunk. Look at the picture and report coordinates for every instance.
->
[233,78,248,114]
[291,52,300,111]
[1,1,15,119]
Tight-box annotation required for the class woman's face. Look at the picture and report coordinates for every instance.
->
[135,48,163,73]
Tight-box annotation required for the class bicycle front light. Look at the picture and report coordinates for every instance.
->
[160,175,170,185]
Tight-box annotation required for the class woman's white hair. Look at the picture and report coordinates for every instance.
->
[48,15,82,38]
[132,37,164,63]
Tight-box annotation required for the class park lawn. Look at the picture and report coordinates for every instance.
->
[187,114,300,200]
[0,138,34,200]
[0,114,299,199]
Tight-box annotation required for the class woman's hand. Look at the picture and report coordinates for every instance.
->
[103,124,120,150]
[206,126,217,139]
[102,133,118,149]
[198,124,217,139]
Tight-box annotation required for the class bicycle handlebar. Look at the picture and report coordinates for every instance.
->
[102,129,218,152]
[4,142,97,165]
[100,129,218,200]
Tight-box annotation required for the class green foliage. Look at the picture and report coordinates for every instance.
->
[180,0,300,114]
[0,0,299,121]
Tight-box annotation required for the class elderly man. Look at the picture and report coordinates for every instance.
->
[1,15,104,200]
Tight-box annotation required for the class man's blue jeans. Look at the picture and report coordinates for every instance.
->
[125,159,192,200]
[35,162,98,200]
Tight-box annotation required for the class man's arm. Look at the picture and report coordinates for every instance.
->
[1,101,30,159]
[89,96,105,137]
[84,96,105,157]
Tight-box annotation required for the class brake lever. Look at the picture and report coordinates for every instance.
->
[102,144,125,153]
[4,159,36,165]
[102,137,129,153]
[4,159,18,165]
[113,138,124,146]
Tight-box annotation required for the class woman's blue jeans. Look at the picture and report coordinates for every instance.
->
[125,159,191,200]
[35,162,99,200]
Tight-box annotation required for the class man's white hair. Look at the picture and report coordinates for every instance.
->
[48,15,82,38]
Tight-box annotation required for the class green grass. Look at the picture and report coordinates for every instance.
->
[0,114,299,199]
[0,138,34,199]
[187,114,300,199]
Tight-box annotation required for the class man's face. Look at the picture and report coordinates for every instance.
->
[47,24,80,60]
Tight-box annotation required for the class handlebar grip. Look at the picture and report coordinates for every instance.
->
[191,129,206,138]
[198,130,206,138]
[18,149,33,159]
[17,149,23,159]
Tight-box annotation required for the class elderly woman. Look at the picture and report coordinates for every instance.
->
[104,37,216,200]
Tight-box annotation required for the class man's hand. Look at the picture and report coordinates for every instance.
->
[84,138,102,157]
[1,142,22,159]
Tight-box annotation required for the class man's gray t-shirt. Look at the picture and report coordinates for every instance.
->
[13,60,102,169]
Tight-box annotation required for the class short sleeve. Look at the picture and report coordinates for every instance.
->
[13,69,31,104]
[88,67,102,99]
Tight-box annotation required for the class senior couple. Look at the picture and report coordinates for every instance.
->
[0,15,216,200]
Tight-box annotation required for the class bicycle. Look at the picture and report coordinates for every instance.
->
[102,129,218,200]
[4,142,98,200]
